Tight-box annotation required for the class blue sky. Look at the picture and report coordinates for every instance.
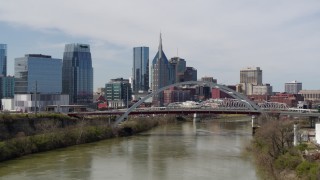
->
[0,0,320,92]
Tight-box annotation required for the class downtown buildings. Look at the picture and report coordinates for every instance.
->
[14,54,68,112]
[1,43,94,112]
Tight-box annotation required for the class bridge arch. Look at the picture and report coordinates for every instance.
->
[114,81,261,126]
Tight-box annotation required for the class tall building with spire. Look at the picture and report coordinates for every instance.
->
[151,34,174,106]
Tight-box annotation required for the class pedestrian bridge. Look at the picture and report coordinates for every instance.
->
[67,81,320,126]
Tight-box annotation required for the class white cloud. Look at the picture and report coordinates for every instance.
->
[0,0,320,91]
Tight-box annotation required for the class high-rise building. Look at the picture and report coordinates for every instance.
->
[240,67,262,85]
[14,54,66,112]
[285,80,302,94]
[151,34,175,106]
[184,67,197,81]
[62,43,93,105]
[169,57,186,83]
[0,44,7,77]
[0,76,14,98]
[15,54,62,94]
[133,47,149,93]
[105,78,132,108]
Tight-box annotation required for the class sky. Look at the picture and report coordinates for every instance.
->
[0,0,319,92]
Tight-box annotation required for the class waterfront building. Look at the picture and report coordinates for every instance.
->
[169,57,186,83]
[0,44,7,76]
[285,80,302,94]
[240,67,262,85]
[14,94,69,112]
[62,43,93,105]
[15,54,62,94]
[105,78,132,108]
[151,34,175,106]
[133,47,149,93]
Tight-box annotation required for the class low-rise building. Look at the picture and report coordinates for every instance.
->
[298,90,320,102]
[270,92,304,107]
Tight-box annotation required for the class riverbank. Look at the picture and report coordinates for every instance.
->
[249,116,320,179]
[0,113,176,162]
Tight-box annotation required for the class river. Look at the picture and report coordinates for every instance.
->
[0,117,258,180]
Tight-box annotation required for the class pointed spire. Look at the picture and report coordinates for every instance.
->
[158,33,162,58]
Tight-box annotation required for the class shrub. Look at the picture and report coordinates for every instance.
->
[296,161,320,179]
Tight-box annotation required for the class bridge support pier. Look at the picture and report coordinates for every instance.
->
[193,113,199,123]
[252,115,259,135]
[293,123,298,146]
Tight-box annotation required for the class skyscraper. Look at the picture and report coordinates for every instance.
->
[169,57,186,83]
[151,34,175,106]
[14,54,62,94]
[240,67,262,85]
[0,44,7,76]
[62,43,93,105]
[133,47,149,93]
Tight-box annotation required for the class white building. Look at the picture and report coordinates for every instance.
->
[14,94,69,112]
[285,80,302,94]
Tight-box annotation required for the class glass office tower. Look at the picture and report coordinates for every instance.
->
[133,47,149,93]
[62,43,93,105]
[14,54,62,94]
[0,44,7,76]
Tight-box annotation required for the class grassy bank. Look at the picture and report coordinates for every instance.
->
[249,116,320,179]
[0,114,173,162]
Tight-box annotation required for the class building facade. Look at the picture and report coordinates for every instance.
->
[163,87,191,105]
[285,80,302,94]
[105,78,132,108]
[0,76,14,98]
[184,67,197,81]
[151,34,175,106]
[14,94,69,112]
[298,90,320,102]
[201,76,217,84]
[133,47,149,93]
[252,84,273,95]
[62,43,93,105]
[0,44,7,76]
[15,54,62,94]
[240,67,262,85]
[169,57,186,83]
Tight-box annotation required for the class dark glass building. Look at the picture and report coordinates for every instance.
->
[62,43,93,105]
[14,54,62,94]
[169,57,186,83]
[133,47,149,93]
[0,44,7,76]
[0,76,14,98]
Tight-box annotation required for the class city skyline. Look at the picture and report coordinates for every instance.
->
[0,0,320,92]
